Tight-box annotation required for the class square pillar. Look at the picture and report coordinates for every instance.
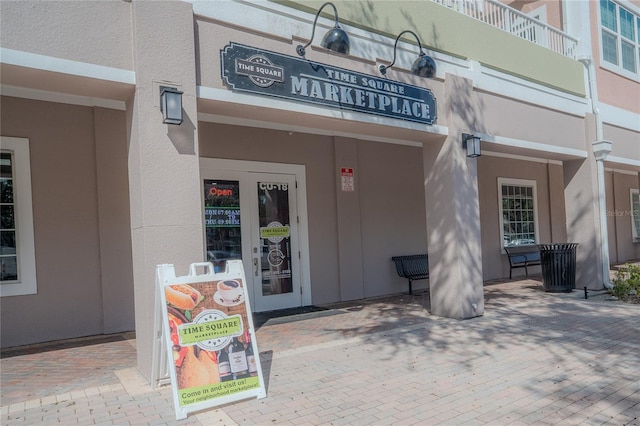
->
[423,74,484,320]
[128,1,203,379]
[563,158,604,289]
[562,115,607,290]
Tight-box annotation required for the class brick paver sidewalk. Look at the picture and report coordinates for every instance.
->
[2,278,639,425]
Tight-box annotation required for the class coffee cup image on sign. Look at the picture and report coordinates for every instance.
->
[216,280,243,304]
[218,280,240,291]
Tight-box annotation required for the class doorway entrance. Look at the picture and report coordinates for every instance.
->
[200,159,311,312]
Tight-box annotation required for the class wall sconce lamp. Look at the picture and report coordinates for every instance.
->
[379,30,436,78]
[160,86,183,125]
[463,133,481,158]
[296,2,350,57]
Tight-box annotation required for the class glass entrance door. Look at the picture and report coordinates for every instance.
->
[203,172,301,312]
[250,174,300,311]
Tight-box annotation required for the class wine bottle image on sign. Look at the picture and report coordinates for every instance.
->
[228,337,248,380]
[217,349,232,382]
[245,329,258,377]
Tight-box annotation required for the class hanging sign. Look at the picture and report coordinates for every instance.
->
[157,261,266,420]
[221,43,437,125]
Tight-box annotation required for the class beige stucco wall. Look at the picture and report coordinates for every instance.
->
[357,140,428,295]
[0,96,134,348]
[94,107,135,333]
[477,91,587,151]
[0,0,133,70]
[604,124,640,162]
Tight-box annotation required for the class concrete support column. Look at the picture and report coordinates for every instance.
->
[593,140,613,288]
[128,1,203,379]
[423,74,484,319]
[562,115,605,290]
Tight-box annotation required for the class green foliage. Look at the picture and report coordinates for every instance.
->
[611,264,640,302]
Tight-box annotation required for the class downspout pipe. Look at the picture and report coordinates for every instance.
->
[578,55,613,289]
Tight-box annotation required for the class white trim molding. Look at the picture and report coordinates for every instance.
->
[606,155,640,168]
[1,85,127,110]
[600,103,640,132]
[1,48,135,85]
[0,137,38,297]
[480,133,589,159]
[482,150,563,166]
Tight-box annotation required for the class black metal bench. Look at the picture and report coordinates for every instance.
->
[504,246,541,279]
[391,254,429,295]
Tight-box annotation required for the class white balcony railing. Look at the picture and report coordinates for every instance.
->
[433,0,578,59]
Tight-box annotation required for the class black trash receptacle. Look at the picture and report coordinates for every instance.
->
[537,243,578,293]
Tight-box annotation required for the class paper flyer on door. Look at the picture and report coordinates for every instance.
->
[157,261,266,420]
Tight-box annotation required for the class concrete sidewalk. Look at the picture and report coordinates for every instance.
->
[2,277,639,425]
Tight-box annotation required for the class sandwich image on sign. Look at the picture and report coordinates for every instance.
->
[165,284,204,311]
[165,284,221,388]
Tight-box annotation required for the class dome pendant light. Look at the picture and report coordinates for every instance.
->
[296,2,350,57]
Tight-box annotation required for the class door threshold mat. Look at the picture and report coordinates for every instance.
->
[253,305,344,327]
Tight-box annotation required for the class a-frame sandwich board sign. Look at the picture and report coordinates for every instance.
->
[156,261,266,420]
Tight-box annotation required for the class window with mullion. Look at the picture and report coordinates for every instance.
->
[602,29,619,64]
[600,0,640,76]
[632,189,640,242]
[0,137,37,297]
[499,179,538,248]
[601,0,617,31]
[620,6,637,72]
[622,40,636,71]
[0,152,18,282]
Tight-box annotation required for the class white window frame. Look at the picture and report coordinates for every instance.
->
[1,137,37,297]
[498,178,540,252]
[598,0,640,82]
[631,188,640,242]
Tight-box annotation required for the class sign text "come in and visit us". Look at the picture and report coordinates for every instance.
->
[221,43,437,125]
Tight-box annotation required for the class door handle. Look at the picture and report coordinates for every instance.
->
[253,257,258,276]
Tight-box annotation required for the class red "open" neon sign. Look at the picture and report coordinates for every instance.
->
[209,187,234,197]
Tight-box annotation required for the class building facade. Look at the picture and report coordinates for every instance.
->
[1,0,638,379]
